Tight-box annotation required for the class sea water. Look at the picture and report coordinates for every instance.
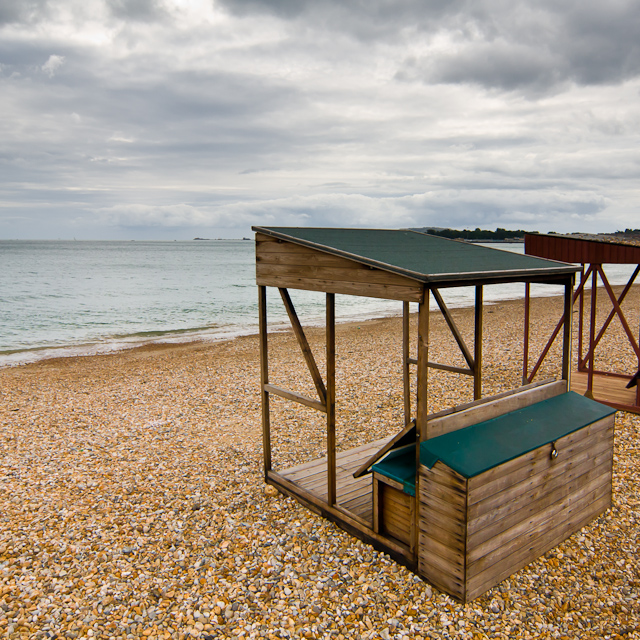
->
[0,239,636,367]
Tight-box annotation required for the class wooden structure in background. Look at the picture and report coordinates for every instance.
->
[254,227,616,602]
[526,233,640,413]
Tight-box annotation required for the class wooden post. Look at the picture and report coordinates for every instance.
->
[523,282,530,385]
[414,290,430,565]
[578,265,585,370]
[326,293,336,506]
[258,285,272,474]
[403,301,411,425]
[586,266,598,399]
[474,285,483,401]
[416,293,430,441]
[562,276,573,385]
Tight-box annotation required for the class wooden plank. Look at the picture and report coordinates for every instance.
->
[467,471,611,564]
[382,521,411,546]
[466,492,611,601]
[425,378,558,422]
[263,383,326,413]
[281,441,385,479]
[381,505,412,532]
[571,371,639,412]
[418,460,467,600]
[381,507,412,532]
[295,466,369,493]
[468,484,611,578]
[403,302,411,425]
[418,554,466,602]
[419,486,467,516]
[374,472,405,493]
[372,478,380,533]
[418,469,467,507]
[432,287,475,369]
[418,533,465,579]
[468,440,613,519]
[256,273,424,302]
[418,501,467,538]
[327,293,336,506]
[523,282,530,384]
[474,285,483,400]
[419,463,467,491]
[258,262,416,288]
[266,470,413,560]
[427,380,568,438]
[342,491,372,512]
[427,361,474,376]
[467,416,614,504]
[257,247,371,267]
[258,285,271,473]
[468,460,612,548]
[382,485,412,509]
[562,278,573,384]
[282,438,387,481]
[416,296,430,440]
[353,419,416,478]
[278,288,327,404]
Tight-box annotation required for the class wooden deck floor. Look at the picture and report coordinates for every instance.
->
[571,371,640,413]
[279,438,388,525]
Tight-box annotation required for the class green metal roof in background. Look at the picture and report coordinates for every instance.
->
[254,227,578,285]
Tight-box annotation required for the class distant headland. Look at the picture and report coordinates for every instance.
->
[411,227,640,245]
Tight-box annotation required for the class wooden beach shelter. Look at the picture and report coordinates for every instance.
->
[525,233,640,414]
[254,227,616,602]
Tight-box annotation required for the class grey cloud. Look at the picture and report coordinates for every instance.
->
[218,0,463,38]
[106,0,168,21]
[407,1,640,92]
[0,0,50,25]
[1,0,638,239]
[219,0,640,93]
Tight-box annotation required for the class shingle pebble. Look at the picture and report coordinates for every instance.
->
[1,290,639,639]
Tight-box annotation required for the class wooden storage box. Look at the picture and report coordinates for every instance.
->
[417,391,616,602]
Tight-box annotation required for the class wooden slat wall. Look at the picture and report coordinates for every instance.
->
[378,483,413,547]
[464,414,614,601]
[418,463,468,601]
[256,233,424,302]
[417,414,614,602]
[525,233,640,265]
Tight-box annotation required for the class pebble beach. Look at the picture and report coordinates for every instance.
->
[1,289,639,640]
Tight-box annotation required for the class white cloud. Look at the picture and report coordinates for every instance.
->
[41,54,65,77]
[97,203,216,227]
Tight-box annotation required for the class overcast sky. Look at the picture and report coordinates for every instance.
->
[1,0,639,239]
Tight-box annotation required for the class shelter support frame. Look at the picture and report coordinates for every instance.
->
[522,275,575,388]
[259,272,577,568]
[523,264,640,412]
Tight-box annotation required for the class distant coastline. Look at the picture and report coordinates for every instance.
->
[193,237,251,241]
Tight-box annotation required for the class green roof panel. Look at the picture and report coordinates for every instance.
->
[253,227,578,285]
[420,392,615,478]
